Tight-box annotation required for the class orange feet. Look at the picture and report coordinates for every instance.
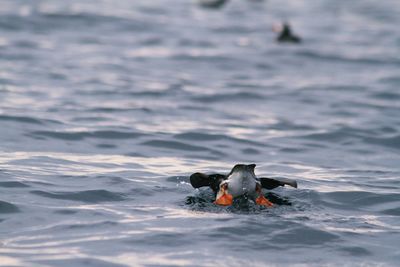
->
[214,183,233,206]
[214,192,233,206]
[256,195,273,207]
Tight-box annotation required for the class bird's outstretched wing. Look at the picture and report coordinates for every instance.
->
[190,173,227,193]
[259,177,298,190]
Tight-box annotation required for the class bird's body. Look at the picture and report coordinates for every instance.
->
[190,164,297,206]
[220,165,258,198]
[276,23,302,43]
[198,0,229,9]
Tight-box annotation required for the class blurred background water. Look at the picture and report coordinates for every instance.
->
[1,0,400,266]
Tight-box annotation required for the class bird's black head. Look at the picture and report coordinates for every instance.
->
[230,164,256,175]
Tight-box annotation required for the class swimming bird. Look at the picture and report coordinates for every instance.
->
[190,164,297,206]
[274,22,302,43]
[198,0,229,9]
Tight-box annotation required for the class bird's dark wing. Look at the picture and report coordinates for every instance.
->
[190,173,227,193]
[259,177,298,190]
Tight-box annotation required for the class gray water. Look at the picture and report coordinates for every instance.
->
[1,0,400,266]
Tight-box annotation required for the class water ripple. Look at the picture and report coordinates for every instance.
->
[0,200,20,213]
[28,130,144,141]
[364,135,400,150]
[0,115,44,125]
[142,139,216,153]
[191,92,264,103]
[30,190,126,203]
[0,181,30,188]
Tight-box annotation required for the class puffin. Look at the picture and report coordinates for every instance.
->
[190,164,297,206]
[198,0,229,9]
[274,22,302,43]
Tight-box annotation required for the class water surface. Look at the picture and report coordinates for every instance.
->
[1,0,400,266]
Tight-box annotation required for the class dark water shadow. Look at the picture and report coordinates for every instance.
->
[0,181,30,188]
[0,200,20,213]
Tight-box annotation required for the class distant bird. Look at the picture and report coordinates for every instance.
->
[198,0,229,9]
[274,22,302,43]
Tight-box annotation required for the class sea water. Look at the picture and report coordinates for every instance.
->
[1,0,400,266]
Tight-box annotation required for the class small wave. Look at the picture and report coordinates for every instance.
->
[324,84,368,92]
[191,92,264,103]
[13,39,38,49]
[212,25,253,34]
[48,72,67,81]
[62,220,118,230]
[296,50,400,66]
[364,135,400,150]
[323,191,400,207]
[35,258,126,267]
[166,176,190,184]
[0,181,30,188]
[30,189,126,203]
[174,132,225,141]
[270,120,315,131]
[225,81,263,89]
[381,207,400,216]
[178,38,215,48]
[204,221,278,244]
[28,130,143,141]
[42,12,119,26]
[128,187,155,197]
[88,107,152,113]
[128,232,192,247]
[0,200,20,213]
[0,14,31,31]
[255,62,273,70]
[0,115,47,125]
[53,209,78,215]
[269,225,339,246]
[0,12,155,33]
[172,53,235,62]
[299,126,372,143]
[173,131,264,146]
[139,37,164,46]
[127,91,171,97]
[242,148,261,154]
[379,76,400,85]
[142,140,211,152]
[0,51,35,61]
[300,131,352,142]
[279,147,307,153]
[338,246,371,256]
[370,92,400,101]
[71,116,109,122]
[41,12,156,32]
[96,143,117,149]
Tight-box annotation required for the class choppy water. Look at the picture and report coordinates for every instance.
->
[1,0,400,266]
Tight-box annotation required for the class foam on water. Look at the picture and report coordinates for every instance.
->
[1,0,400,266]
